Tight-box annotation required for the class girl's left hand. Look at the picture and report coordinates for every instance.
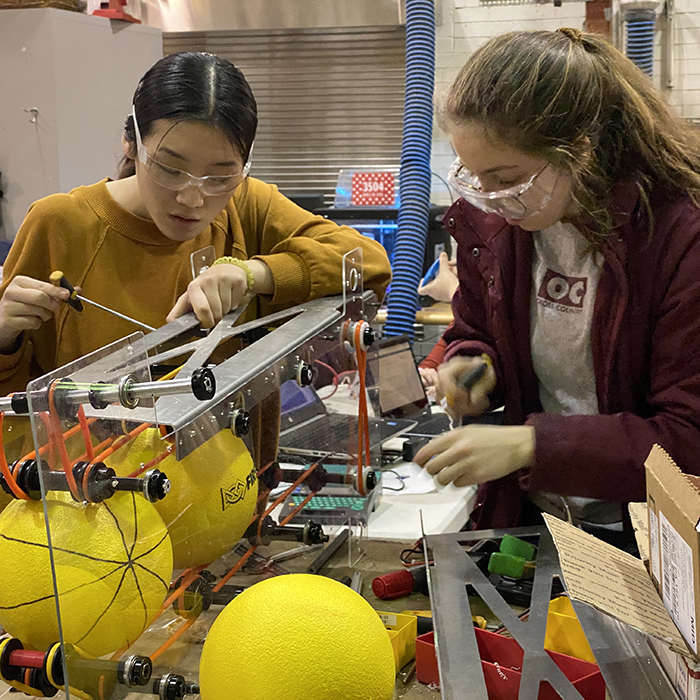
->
[167,259,273,328]
[167,264,248,328]
[413,424,535,487]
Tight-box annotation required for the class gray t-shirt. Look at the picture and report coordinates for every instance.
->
[528,222,621,528]
[530,222,601,415]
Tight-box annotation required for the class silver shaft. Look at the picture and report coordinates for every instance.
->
[77,294,155,332]
[63,377,194,407]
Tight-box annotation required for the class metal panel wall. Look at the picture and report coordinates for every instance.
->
[163,27,406,204]
[149,0,406,32]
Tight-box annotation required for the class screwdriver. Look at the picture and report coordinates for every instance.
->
[442,354,492,426]
[458,356,490,391]
[50,271,156,332]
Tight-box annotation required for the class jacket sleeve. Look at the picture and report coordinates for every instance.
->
[236,180,391,305]
[419,335,448,371]
[442,225,506,408]
[523,218,700,503]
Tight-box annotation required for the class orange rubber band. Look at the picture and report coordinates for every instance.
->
[0,413,30,500]
[77,406,94,462]
[48,383,81,501]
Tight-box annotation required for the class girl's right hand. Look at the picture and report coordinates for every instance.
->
[0,276,69,353]
[437,354,497,419]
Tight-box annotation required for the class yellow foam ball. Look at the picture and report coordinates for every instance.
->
[106,428,257,569]
[199,574,396,700]
[0,489,11,516]
[0,491,172,657]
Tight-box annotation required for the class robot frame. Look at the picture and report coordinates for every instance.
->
[0,248,381,700]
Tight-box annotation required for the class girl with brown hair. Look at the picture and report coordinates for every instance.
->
[415,28,700,544]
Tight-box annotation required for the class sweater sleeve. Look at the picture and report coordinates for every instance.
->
[236,180,391,305]
[0,202,60,395]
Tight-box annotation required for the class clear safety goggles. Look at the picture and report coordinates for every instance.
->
[448,158,554,220]
[132,107,251,196]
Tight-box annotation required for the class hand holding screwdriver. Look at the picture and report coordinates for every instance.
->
[0,275,70,354]
[50,271,155,332]
[438,353,496,420]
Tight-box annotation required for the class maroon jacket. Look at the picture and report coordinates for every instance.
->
[443,186,700,529]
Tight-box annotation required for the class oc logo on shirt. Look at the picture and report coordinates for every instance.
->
[537,269,587,313]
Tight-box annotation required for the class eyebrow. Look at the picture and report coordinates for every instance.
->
[480,165,521,175]
[158,146,241,168]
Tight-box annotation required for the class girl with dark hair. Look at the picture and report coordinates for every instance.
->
[414,28,700,544]
[0,52,391,397]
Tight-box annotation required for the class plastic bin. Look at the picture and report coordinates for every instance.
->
[377,611,417,670]
[544,596,596,663]
[415,628,605,699]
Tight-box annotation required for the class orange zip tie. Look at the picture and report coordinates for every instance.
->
[92,422,149,463]
[20,417,95,463]
[257,460,275,478]
[106,564,209,665]
[0,413,30,500]
[74,435,116,466]
[255,461,320,542]
[158,569,205,616]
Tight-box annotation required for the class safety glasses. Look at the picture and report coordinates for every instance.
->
[132,107,251,196]
[448,158,554,220]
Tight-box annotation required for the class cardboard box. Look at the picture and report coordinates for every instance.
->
[541,442,700,700]
[646,445,700,655]
[629,496,700,700]
[634,444,700,700]
[647,634,700,700]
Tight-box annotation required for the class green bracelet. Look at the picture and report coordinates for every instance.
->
[212,256,255,293]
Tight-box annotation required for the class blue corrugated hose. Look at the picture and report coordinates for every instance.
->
[383,0,436,339]
[625,9,656,77]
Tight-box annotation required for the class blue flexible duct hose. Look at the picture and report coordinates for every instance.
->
[383,0,435,339]
[625,9,656,77]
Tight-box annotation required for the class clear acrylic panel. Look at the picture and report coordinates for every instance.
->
[190,245,216,279]
[0,262,382,700]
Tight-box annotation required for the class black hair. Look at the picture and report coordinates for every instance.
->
[118,52,257,178]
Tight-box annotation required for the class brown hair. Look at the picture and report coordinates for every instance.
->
[441,29,700,243]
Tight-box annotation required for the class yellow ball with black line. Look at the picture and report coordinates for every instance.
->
[199,574,396,700]
[0,491,173,657]
[106,427,257,569]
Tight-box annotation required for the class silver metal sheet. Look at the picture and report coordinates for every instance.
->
[155,0,405,32]
[572,601,679,700]
[425,527,677,700]
[163,25,407,204]
[81,283,374,458]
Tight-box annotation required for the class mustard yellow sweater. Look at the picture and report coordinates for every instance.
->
[0,177,391,396]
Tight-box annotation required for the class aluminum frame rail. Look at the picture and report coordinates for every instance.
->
[75,288,374,460]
